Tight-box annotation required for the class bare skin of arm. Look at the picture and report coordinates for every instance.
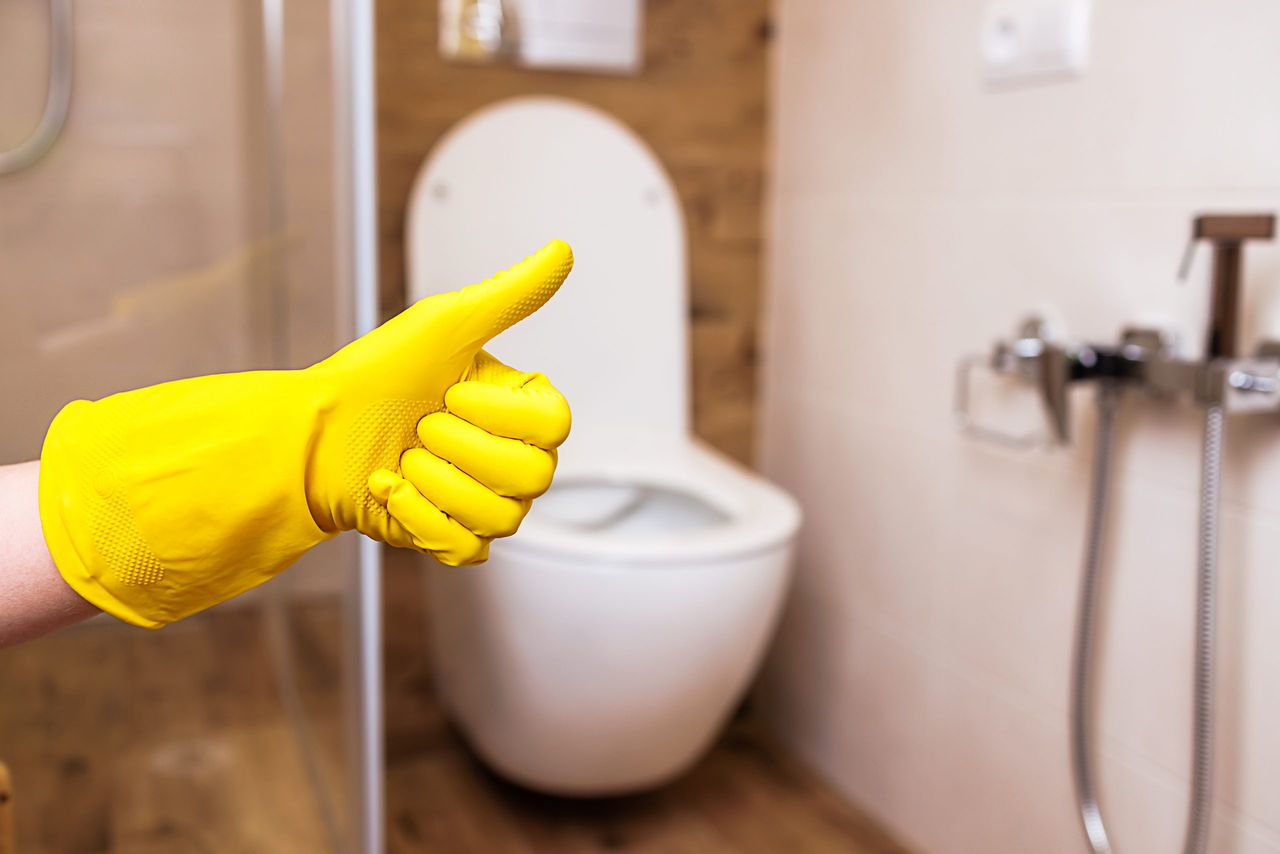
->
[0,462,98,648]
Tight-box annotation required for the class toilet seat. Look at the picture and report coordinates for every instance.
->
[499,436,800,565]
[406,96,689,444]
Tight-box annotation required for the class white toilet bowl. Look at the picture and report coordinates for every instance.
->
[406,96,801,795]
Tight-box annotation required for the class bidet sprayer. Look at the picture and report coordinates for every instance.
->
[1179,213,1276,360]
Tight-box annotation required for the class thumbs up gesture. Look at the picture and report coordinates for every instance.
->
[38,241,574,627]
[312,239,574,564]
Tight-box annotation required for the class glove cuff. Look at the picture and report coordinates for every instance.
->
[38,373,338,629]
[38,405,167,628]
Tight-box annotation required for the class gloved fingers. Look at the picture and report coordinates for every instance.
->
[450,240,574,349]
[448,353,571,450]
[368,470,425,550]
[417,412,556,499]
[399,448,530,538]
[368,469,490,566]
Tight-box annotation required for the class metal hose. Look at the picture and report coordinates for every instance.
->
[1185,404,1223,854]
[1070,382,1120,854]
[1070,387,1222,854]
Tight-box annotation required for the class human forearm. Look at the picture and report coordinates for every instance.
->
[0,461,98,648]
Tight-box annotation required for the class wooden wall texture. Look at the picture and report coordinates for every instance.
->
[377,0,771,463]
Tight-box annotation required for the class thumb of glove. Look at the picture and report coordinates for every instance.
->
[319,239,574,397]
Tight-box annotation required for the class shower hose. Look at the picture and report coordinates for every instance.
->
[1070,383,1221,854]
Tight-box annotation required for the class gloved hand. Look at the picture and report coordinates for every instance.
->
[38,240,574,628]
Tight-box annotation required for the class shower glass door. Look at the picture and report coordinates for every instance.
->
[0,1,377,850]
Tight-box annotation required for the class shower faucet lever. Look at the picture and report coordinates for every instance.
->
[1227,370,1279,393]
[954,316,1085,447]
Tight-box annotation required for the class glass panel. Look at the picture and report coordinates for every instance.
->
[0,2,361,850]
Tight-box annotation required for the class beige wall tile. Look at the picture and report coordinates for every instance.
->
[760,0,1280,849]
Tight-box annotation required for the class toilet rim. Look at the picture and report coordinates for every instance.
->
[495,439,801,566]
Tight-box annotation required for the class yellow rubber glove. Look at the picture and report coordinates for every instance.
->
[38,240,573,629]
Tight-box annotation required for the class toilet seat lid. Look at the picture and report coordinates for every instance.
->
[406,96,689,439]
[493,435,801,565]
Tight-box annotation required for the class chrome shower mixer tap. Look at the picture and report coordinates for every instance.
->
[956,213,1280,442]
[954,318,1160,446]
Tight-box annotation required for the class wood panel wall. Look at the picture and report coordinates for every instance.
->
[377,0,771,463]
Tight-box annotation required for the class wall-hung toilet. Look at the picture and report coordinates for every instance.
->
[406,96,801,796]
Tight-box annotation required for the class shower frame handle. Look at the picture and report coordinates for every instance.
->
[0,0,73,175]
[1180,213,1277,360]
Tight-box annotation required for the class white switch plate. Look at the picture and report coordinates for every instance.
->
[981,0,1091,86]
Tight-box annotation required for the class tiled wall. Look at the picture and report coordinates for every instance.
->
[756,2,1280,852]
